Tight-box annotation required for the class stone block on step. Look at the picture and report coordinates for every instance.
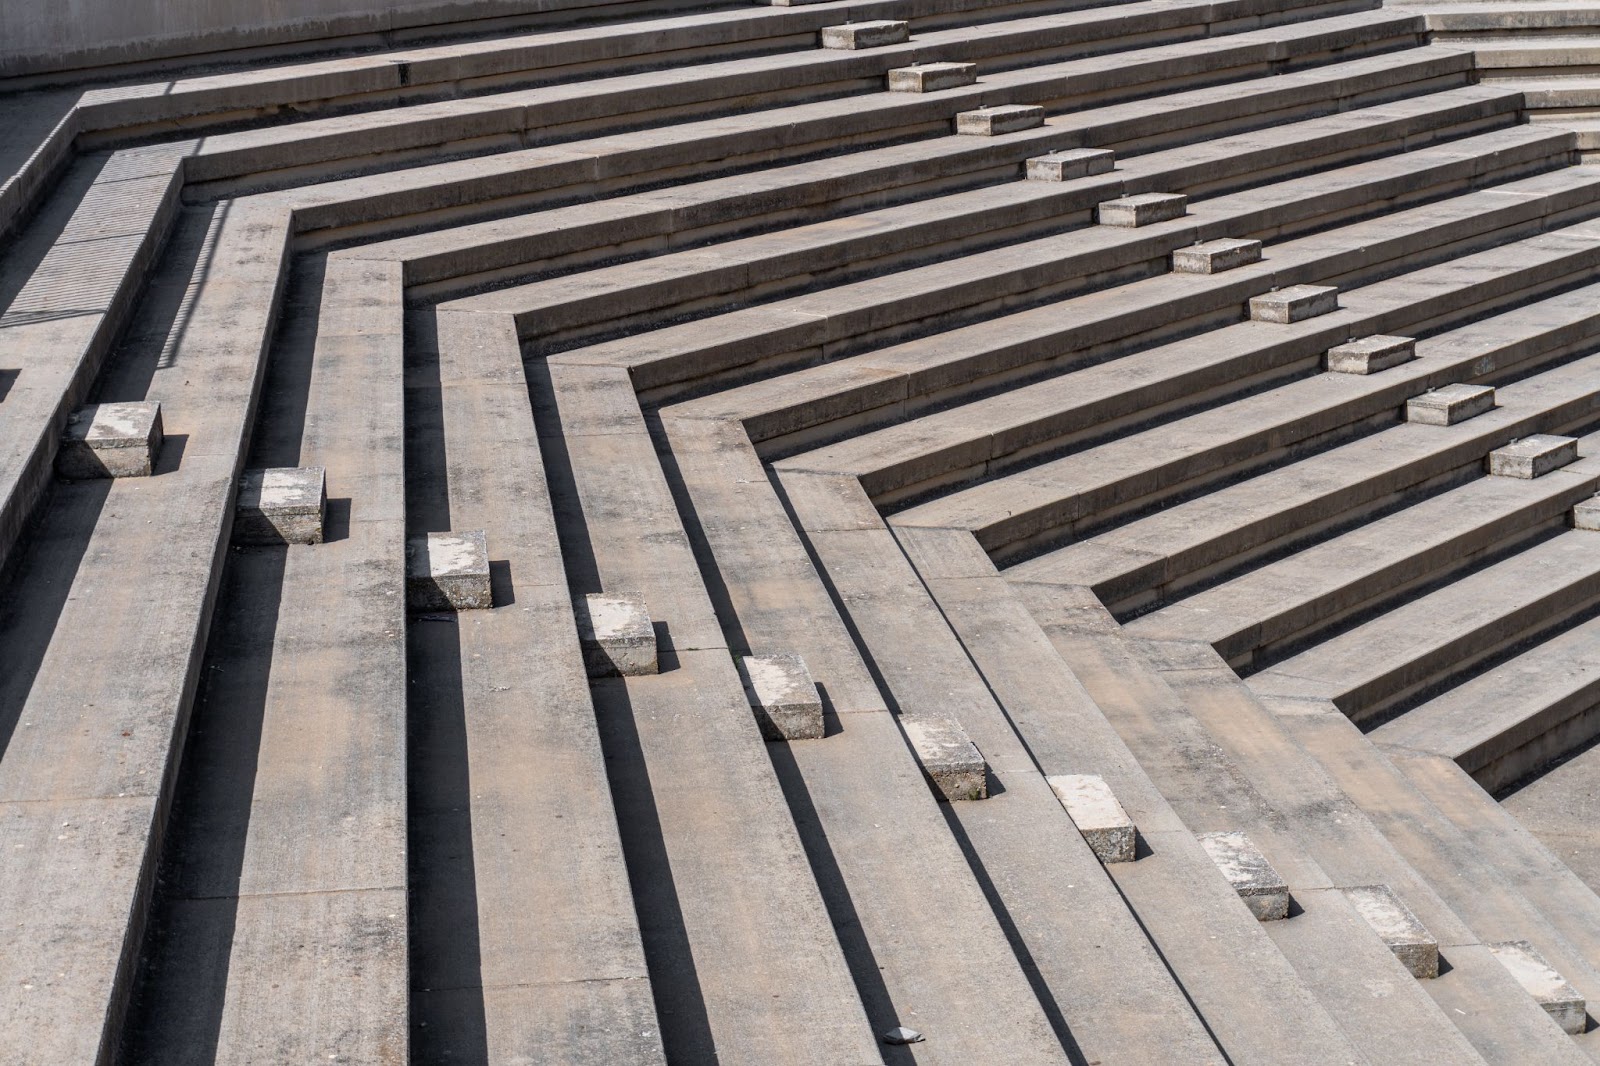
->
[1096,192,1187,228]
[57,401,163,479]
[1491,940,1587,1034]
[407,530,491,612]
[1249,285,1338,323]
[738,652,824,741]
[1172,238,1261,274]
[1026,148,1115,181]
[901,717,987,800]
[1047,773,1136,863]
[1199,831,1289,921]
[1327,335,1415,375]
[956,104,1044,136]
[1342,885,1438,979]
[234,466,326,545]
[1573,495,1600,530]
[821,20,909,49]
[577,592,657,677]
[1406,383,1495,426]
[1489,435,1578,479]
[887,62,976,93]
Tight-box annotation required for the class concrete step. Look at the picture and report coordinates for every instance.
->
[893,221,1600,563]
[1250,529,1600,725]
[761,151,1592,507]
[122,253,410,1061]
[402,308,665,1061]
[371,49,1493,298]
[657,412,1220,1064]
[526,357,883,1062]
[0,198,290,1063]
[1010,584,1584,1063]
[1128,457,1600,667]
[0,144,186,576]
[888,523,1465,1064]
[1374,569,1600,794]
[1418,1,1600,37]
[447,88,1530,347]
[180,8,1429,197]
[1471,35,1600,78]
[546,118,1572,407]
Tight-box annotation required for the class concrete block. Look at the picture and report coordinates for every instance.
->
[577,593,657,677]
[1327,335,1416,375]
[1406,383,1495,426]
[901,717,987,801]
[1490,435,1579,479]
[1573,495,1600,530]
[234,466,326,545]
[1096,192,1188,228]
[1172,238,1262,274]
[1198,831,1289,921]
[407,531,491,612]
[1025,148,1115,182]
[821,20,909,49]
[887,62,976,93]
[1046,774,1136,863]
[1490,940,1587,1034]
[955,105,1045,137]
[1248,285,1338,323]
[738,653,823,741]
[56,401,162,479]
[1342,885,1438,979]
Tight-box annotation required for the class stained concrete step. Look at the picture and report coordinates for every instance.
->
[180,8,1429,197]
[549,120,1575,407]
[526,358,883,1062]
[0,144,186,575]
[1128,458,1600,666]
[1374,571,1600,793]
[892,220,1600,563]
[1010,582,1587,1063]
[372,49,1493,299]
[0,198,290,1063]
[764,153,1593,506]
[888,523,1469,1065]
[1249,529,1600,725]
[1470,35,1600,79]
[657,413,1222,1064]
[122,253,411,1061]
[452,90,1533,348]
[394,307,664,1061]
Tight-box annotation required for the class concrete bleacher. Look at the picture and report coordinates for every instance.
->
[6,0,1600,1060]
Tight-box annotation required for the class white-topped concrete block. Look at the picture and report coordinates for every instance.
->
[821,20,909,49]
[1407,383,1495,426]
[887,61,976,93]
[407,530,491,612]
[1025,148,1115,182]
[956,104,1044,136]
[57,401,163,479]
[1491,940,1587,1034]
[1249,284,1338,323]
[1047,774,1136,863]
[1342,885,1438,979]
[1172,238,1261,274]
[1096,192,1187,228]
[577,592,657,677]
[234,466,326,545]
[1574,495,1600,530]
[738,653,823,741]
[1490,435,1579,479]
[1327,335,1415,375]
[902,717,987,800]
[1199,831,1289,921]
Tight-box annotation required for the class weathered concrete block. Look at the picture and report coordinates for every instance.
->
[1491,940,1587,1034]
[1406,383,1495,426]
[887,61,976,93]
[1026,148,1115,182]
[956,104,1044,136]
[1327,334,1416,375]
[57,401,163,479]
[1574,495,1600,530]
[1490,434,1579,479]
[1172,238,1261,274]
[407,530,491,612]
[1342,885,1438,979]
[902,717,987,800]
[1096,192,1187,228]
[234,466,326,545]
[577,593,657,677]
[1199,831,1289,921]
[821,20,909,49]
[1047,774,1136,863]
[738,653,823,741]
[1249,285,1338,323]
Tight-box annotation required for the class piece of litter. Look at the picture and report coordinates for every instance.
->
[883,1026,924,1045]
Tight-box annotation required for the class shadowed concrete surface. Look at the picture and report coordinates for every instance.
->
[5,0,1600,1062]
